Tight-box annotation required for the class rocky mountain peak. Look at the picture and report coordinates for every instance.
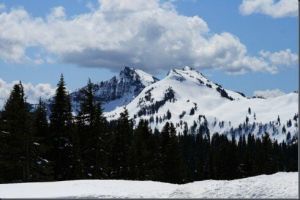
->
[71,66,159,112]
[118,66,158,86]
[119,66,135,80]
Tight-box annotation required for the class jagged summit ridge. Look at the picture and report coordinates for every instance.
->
[71,66,159,112]
[164,66,244,101]
[118,66,158,86]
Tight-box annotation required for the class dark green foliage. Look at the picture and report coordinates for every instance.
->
[31,98,53,181]
[137,87,175,116]
[179,111,186,119]
[129,119,156,180]
[159,122,186,183]
[49,74,74,180]
[210,134,238,179]
[287,119,292,127]
[282,125,286,133]
[75,79,108,179]
[109,108,133,179]
[0,82,32,182]
[216,86,233,100]
[206,83,212,88]
[190,108,195,115]
[166,110,172,120]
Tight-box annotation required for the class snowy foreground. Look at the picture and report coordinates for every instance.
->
[0,172,298,199]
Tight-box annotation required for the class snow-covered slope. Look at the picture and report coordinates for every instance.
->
[71,66,159,112]
[105,66,298,143]
[0,172,297,198]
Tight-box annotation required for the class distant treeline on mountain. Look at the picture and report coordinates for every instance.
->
[0,75,297,184]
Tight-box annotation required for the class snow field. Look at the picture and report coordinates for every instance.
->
[0,172,297,198]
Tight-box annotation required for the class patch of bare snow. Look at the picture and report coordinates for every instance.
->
[0,172,297,198]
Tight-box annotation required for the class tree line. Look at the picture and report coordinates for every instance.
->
[0,75,297,184]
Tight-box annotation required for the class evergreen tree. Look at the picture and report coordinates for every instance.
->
[0,82,31,182]
[110,107,133,179]
[181,132,196,182]
[246,116,249,124]
[31,98,53,181]
[149,128,163,181]
[166,110,172,120]
[286,132,291,142]
[237,134,247,177]
[245,134,255,176]
[76,79,107,179]
[129,119,153,180]
[277,115,281,124]
[261,133,275,174]
[253,137,264,175]
[49,74,74,180]
[226,133,238,179]
[160,122,186,183]
[194,132,204,180]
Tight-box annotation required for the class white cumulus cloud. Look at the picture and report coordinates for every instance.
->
[0,78,56,109]
[259,49,298,67]
[239,0,298,18]
[253,89,286,98]
[0,0,297,74]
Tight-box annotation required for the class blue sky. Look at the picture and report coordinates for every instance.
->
[0,0,298,99]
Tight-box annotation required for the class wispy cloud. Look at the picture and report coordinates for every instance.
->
[253,89,286,98]
[0,0,297,74]
[239,0,298,18]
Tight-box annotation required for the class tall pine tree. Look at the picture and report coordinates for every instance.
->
[49,74,74,180]
[76,79,107,179]
[129,119,153,180]
[110,107,133,179]
[0,82,31,182]
[160,122,186,183]
[31,98,53,181]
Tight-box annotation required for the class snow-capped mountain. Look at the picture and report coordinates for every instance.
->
[105,66,298,143]
[37,66,298,143]
[71,66,159,112]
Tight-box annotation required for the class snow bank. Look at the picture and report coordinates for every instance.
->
[0,172,297,198]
